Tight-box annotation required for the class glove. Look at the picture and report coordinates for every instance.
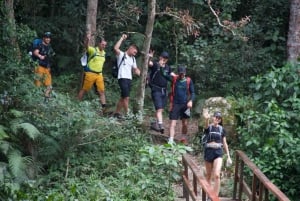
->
[226,158,232,167]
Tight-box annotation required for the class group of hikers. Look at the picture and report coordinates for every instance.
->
[32,31,232,199]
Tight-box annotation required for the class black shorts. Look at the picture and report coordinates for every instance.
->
[118,78,131,98]
[204,148,223,162]
[169,103,189,120]
[151,89,167,110]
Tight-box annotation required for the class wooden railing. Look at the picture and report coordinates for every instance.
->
[233,150,290,201]
[182,154,220,201]
[182,151,291,201]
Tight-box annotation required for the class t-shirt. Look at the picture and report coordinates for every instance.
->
[117,51,137,80]
[204,125,226,144]
[87,46,105,73]
[35,43,52,68]
[149,61,171,89]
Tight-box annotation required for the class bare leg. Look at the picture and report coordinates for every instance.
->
[169,120,177,139]
[212,157,223,196]
[77,89,86,100]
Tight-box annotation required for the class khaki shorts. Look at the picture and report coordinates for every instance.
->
[34,66,52,87]
[82,72,105,92]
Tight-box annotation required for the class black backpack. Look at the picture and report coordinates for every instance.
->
[201,125,223,147]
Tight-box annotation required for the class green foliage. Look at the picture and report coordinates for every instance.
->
[235,63,300,200]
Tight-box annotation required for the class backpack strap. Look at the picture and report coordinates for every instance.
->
[117,54,126,69]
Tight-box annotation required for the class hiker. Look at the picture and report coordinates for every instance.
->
[77,34,107,113]
[113,34,140,119]
[160,65,195,144]
[33,32,55,100]
[148,50,173,133]
[203,111,232,197]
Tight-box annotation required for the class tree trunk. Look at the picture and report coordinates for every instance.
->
[86,0,98,46]
[133,0,156,116]
[4,0,21,61]
[287,0,300,63]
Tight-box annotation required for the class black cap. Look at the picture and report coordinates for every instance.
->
[214,111,222,118]
[177,65,186,74]
[160,51,169,59]
[43,32,51,38]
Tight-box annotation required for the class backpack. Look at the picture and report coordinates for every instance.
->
[201,125,223,147]
[147,64,171,88]
[80,47,97,72]
[28,38,43,61]
[111,54,134,78]
[169,76,191,110]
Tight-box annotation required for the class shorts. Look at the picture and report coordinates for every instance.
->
[82,72,105,92]
[151,89,167,110]
[169,103,189,120]
[118,78,131,98]
[34,66,52,87]
[204,148,223,162]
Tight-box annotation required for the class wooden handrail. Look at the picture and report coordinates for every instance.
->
[233,150,290,201]
[182,154,220,201]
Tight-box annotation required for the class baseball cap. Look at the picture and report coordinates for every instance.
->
[177,65,186,74]
[43,32,52,38]
[160,51,169,59]
[214,111,222,118]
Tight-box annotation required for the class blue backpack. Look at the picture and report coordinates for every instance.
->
[28,38,43,61]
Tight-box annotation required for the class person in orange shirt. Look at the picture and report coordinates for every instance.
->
[77,34,107,113]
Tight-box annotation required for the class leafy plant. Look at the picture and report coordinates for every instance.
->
[235,63,300,200]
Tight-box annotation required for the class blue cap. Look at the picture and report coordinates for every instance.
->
[160,51,169,58]
[177,65,186,74]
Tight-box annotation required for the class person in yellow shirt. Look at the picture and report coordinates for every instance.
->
[77,34,107,113]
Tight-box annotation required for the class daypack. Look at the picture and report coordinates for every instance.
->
[147,64,171,88]
[169,76,191,110]
[201,125,223,147]
[111,54,134,78]
[28,38,43,61]
[80,47,97,72]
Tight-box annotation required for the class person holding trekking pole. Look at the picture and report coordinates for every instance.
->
[77,33,107,114]
[203,111,232,198]
[112,33,140,119]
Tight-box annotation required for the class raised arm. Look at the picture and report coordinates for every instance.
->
[84,33,91,50]
[114,34,127,56]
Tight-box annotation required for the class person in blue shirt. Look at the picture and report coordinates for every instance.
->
[160,65,195,144]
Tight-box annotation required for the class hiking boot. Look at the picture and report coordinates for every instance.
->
[158,124,164,134]
[113,113,123,120]
[150,122,160,132]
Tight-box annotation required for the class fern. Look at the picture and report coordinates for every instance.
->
[0,125,8,140]
[8,150,32,180]
[11,122,41,140]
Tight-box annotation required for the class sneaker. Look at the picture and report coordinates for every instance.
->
[168,138,175,145]
[158,124,164,134]
[150,122,160,132]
